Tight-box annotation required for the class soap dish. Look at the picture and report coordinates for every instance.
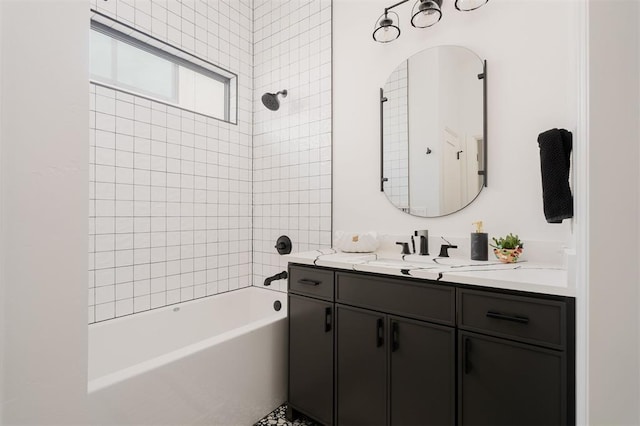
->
[334,231,379,253]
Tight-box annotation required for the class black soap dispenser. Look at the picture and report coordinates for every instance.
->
[470,221,488,261]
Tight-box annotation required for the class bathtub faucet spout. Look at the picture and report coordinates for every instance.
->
[264,271,288,286]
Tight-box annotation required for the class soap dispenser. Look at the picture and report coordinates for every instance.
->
[470,221,488,261]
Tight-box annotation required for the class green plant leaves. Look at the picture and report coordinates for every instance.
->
[490,233,523,249]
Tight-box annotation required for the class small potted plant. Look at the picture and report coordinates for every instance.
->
[491,233,524,263]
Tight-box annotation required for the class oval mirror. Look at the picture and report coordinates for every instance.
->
[380,45,487,217]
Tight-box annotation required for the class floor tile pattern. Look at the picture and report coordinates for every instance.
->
[254,404,320,426]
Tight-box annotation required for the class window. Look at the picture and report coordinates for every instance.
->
[89,12,236,123]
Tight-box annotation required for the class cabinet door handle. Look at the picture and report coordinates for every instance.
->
[324,307,332,332]
[391,321,400,352]
[376,318,384,347]
[298,279,320,286]
[463,337,473,374]
[486,310,530,324]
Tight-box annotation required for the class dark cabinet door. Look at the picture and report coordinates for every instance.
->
[389,317,455,426]
[289,294,334,425]
[459,331,566,426]
[337,305,387,426]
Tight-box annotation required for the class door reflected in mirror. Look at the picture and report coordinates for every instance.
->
[381,45,486,217]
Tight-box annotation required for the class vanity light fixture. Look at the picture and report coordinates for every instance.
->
[410,0,442,28]
[372,10,401,43]
[373,0,489,43]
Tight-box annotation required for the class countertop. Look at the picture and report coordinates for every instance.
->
[285,249,574,297]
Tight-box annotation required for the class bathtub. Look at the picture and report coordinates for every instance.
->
[88,287,288,426]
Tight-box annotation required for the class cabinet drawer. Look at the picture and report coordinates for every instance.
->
[458,289,567,349]
[288,265,334,300]
[336,272,455,325]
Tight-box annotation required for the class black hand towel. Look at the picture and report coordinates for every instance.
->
[537,128,573,223]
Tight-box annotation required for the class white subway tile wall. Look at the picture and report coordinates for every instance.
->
[382,61,409,208]
[89,0,332,321]
[89,0,253,323]
[252,0,332,292]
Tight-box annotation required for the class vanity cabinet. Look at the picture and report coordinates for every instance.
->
[389,316,455,426]
[287,266,335,425]
[287,264,575,426]
[457,289,572,426]
[335,305,387,425]
[336,307,455,426]
[336,272,456,426]
[458,332,565,425]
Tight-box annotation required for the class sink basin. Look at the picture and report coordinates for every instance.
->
[430,257,504,267]
[327,253,378,263]
[319,252,506,270]
[365,258,439,269]
[386,255,506,268]
[401,255,439,265]
[366,258,412,267]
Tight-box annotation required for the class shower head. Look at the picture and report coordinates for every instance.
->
[261,90,288,111]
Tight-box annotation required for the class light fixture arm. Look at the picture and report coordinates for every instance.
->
[384,0,411,14]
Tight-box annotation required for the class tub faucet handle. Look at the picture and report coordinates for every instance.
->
[274,235,292,255]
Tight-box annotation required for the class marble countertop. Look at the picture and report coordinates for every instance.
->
[285,249,574,297]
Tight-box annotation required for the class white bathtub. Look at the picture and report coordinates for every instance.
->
[88,287,288,426]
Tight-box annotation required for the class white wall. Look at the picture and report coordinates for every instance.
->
[587,0,640,423]
[334,0,578,243]
[0,1,89,423]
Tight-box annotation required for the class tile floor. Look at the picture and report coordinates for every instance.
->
[254,404,320,426]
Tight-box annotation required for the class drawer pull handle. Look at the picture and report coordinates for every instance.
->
[486,310,530,324]
[392,322,400,352]
[298,279,321,286]
[376,318,384,347]
[325,307,332,332]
